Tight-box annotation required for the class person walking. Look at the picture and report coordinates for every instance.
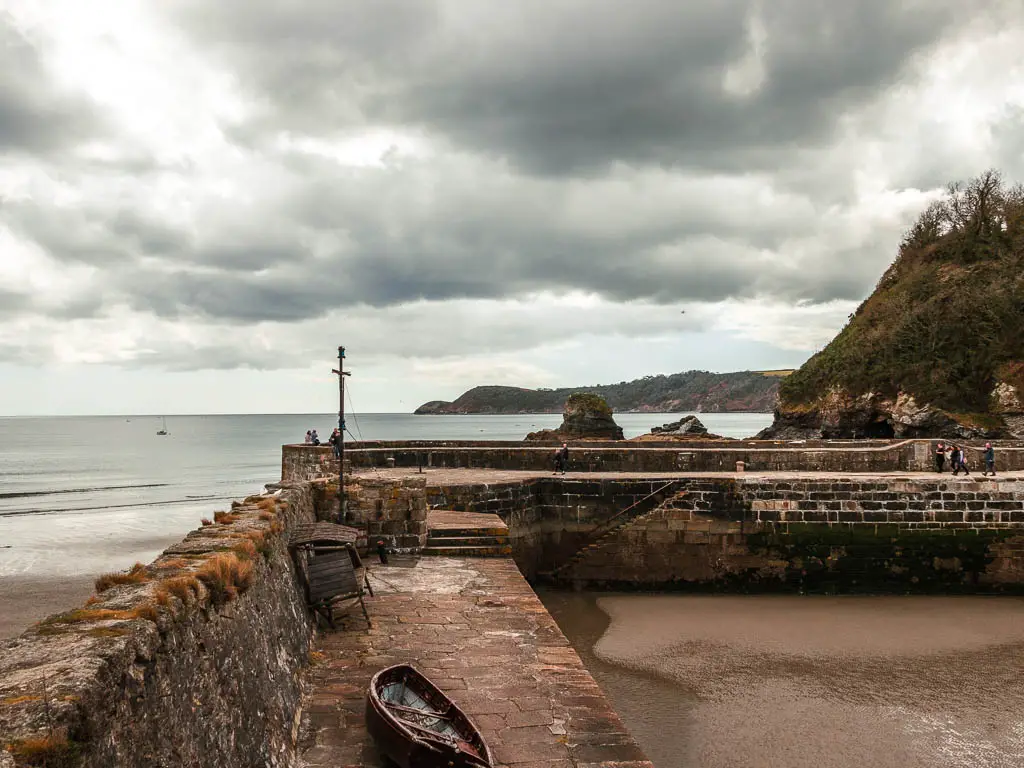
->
[559,442,569,475]
[950,445,962,476]
[552,446,563,475]
[934,441,946,473]
[983,442,996,476]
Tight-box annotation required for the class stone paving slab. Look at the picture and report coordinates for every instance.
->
[428,509,509,531]
[357,467,1024,486]
[297,557,652,768]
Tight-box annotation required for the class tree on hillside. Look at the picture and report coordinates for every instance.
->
[780,170,1024,413]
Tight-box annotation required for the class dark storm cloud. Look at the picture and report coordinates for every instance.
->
[0,16,100,154]
[174,0,962,174]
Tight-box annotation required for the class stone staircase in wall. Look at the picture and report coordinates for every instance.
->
[543,480,680,580]
[421,511,512,557]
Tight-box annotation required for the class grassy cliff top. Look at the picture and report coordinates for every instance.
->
[565,392,613,416]
[780,171,1024,412]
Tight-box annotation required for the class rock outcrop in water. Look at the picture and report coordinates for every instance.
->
[760,170,1024,439]
[525,393,624,441]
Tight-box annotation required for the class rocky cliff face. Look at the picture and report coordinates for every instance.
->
[525,393,624,441]
[761,171,1024,439]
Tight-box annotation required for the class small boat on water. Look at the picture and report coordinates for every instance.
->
[156,416,168,436]
[366,664,493,768]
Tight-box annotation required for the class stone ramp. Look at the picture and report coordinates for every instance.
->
[297,557,651,768]
[424,509,512,557]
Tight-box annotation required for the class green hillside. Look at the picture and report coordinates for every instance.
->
[415,369,790,414]
[767,170,1024,438]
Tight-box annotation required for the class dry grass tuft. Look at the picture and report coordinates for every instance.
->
[36,606,147,636]
[201,518,213,527]
[84,595,100,606]
[213,509,239,524]
[94,562,149,593]
[134,603,160,623]
[6,736,81,767]
[85,626,132,639]
[157,557,190,570]
[269,520,284,535]
[231,539,258,561]
[1,695,41,706]
[158,575,202,606]
[247,530,273,559]
[195,553,254,607]
[258,510,275,522]
[256,497,277,512]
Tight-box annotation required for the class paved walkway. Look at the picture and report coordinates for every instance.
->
[297,556,651,768]
[355,467,1024,485]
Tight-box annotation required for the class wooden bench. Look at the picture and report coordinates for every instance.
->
[289,522,373,628]
[306,547,371,628]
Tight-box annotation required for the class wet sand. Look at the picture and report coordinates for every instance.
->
[0,533,184,640]
[0,575,95,640]
[541,592,1024,768]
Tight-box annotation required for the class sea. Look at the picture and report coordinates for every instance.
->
[0,412,771,581]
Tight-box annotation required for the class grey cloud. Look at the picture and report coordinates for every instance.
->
[0,16,100,155]
[174,0,963,175]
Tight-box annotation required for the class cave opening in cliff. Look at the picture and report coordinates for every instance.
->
[863,419,896,438]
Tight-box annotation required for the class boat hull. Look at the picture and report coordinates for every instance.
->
[366,665,492,768]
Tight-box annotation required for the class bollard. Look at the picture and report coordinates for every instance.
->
[736,460,745,472]
[386,456,396,468]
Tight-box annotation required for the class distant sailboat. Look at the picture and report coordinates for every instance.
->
[157,416,168,436]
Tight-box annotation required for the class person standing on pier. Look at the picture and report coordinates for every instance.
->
[983,443,996,476]
[934,441,946,473]
[950,445,962,475]
[559,442,569,475]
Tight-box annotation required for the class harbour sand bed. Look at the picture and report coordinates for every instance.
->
[547,593,1024,768]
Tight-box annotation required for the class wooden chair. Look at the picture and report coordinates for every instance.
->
[306,546,372,628]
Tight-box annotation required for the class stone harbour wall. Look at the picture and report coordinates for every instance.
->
[311,475,429,550]
[281,440,1024,479]
[546,477,1024,592]
[0,485,318,768]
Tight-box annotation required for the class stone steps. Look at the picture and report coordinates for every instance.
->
[421,543,513,557]
[542,480,680,579]
[423,515,512,557]
[427,527,509,538]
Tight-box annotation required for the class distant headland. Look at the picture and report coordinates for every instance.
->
[414,369,792,415]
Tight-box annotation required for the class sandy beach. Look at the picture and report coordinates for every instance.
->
[0,575,96,640]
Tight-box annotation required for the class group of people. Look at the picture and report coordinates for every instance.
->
[934,441,997,476]
[304,428,343,459]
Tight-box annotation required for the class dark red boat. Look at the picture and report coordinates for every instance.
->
[366,664,493,768]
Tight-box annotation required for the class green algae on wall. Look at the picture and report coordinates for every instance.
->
[747,524,1024,593]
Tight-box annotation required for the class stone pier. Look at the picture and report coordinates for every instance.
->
[298,552,650,767]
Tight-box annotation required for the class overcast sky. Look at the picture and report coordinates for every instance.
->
[2,1,1023,415]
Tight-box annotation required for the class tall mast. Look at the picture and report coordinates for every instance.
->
[332,346,351,524]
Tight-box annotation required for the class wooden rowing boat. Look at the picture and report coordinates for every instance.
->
[366,664,493,768]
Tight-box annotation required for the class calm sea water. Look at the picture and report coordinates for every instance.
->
[0,413,771,580]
